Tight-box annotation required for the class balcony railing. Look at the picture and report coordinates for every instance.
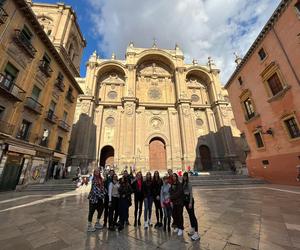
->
[55,79,65,92]
[0,73,26,101]
[0,7,8,25]
[45,110,58,123]
[16,131,30,141]
[24,97,43,114]
[0,120,15,135]
[39,60,53,78]
[40,139,48,147]
[13,29,37,58]
[58,120,70,132]
[66,92,75,103]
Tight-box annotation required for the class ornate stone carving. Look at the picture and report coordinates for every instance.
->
[148,88,161,100]
[182,106,190,116]
[107,91,117,99]
[106,117,115,126]
[101,73,125,85]
[150,117,163,130]
[196,118,204,127]
[125,104,134,116]
[138,62,171,79]
[191,94,200,102]
[231,119,236,127]
[81,102,90,114]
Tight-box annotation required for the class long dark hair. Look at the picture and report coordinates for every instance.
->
[182,172,189,187]
[172,173,179,184]
[145,172,152,182]
[153,171,161,183]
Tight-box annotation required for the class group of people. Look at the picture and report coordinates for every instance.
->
[87,168,200,241]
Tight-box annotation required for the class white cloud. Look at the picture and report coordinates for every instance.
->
[87,0,280,83]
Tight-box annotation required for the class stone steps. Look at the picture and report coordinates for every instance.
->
[22,179,78,192]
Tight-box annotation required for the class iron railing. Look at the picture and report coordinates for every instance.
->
[58,120,70,132]
[45,110,58,123]
[55,78,65,92]
[13,29,37,58]
[24,97,43,114]
[39,60,53,78]
[0,73,26,101]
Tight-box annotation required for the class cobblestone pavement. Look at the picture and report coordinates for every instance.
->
[0,185,300,250]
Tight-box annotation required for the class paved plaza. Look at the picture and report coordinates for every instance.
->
[0,185,300,250]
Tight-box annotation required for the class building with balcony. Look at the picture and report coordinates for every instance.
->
[225,0,300,185]
[0,0,85,191]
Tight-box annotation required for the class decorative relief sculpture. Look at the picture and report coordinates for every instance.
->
[182,106,190,116]
[107,91,117,99]
[191,94,200,102]
[81,102,90,114]
[106,117,115,126]
[148,88,161,100]
[196,118,204,127]
[125,104,134,116]
[150,117,163,130]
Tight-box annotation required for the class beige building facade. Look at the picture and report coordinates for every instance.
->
[70,43,245,173]
[0,0,85,190]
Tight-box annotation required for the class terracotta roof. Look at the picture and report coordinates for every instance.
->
[224,0,291,89]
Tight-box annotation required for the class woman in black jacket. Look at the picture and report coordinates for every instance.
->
[118,176,132,231]
[170,173,184,236]
[143,172,154,229]
[131,171,144,227]
[153,171,163,228]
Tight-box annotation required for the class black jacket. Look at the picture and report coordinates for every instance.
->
[131,179,144,199]
[143,180,154,198]
[170,181,184,206]
[152,178,163,198]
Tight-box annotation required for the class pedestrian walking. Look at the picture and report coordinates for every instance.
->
[108,174,120,231]
[182,172,200,241]
[160,175,172,232]
[153,171,163,228]
[143,172,154,229]
[87,168,106,232]
[118,176,133,231]
[131,171,144,227]
[170,173,184,236]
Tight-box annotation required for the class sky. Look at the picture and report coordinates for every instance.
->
[36,0,281,83]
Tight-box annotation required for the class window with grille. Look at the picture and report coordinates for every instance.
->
[254,132,264,148]
[284,117,300,139]
[258,48,267,61]
[267,73,283,96]
[243,97,255,120]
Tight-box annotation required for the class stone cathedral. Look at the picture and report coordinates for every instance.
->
[68,43,244,173]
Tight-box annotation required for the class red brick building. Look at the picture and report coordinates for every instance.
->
[225,0,300,185]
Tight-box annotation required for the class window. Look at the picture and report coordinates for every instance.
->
[17,119,31,140]
[21,25,33,42]
[258,48,267,61]
[243,97,255,119]
[284,116,300,139]
[295,1,300,13]
[57,72,64,82]
[56,136,63,151]
[31,85,41,101]
[238,76,243,85]
[40,128,50,146]
[267,73,283,96]
[41,53,51,67]
[63,111,68,122]
[48,100,56,116]
[47,29,52,36]
[254,132,264,148]
[2,62,19,89]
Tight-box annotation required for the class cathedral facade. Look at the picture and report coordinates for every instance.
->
[69,43,244,173]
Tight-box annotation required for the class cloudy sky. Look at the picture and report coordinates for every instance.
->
[37,0,281,83]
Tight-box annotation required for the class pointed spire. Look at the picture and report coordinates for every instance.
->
[152,37,157,48]
[111,52,116,60]
[129,41,134,48]
[234,52,242,66]
[192,59,198,65]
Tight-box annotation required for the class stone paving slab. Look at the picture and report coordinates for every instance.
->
[0,185,300,249]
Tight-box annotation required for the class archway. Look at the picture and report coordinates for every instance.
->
[100,145,114,167]
[149,137,166,171]
[199,145,212,170]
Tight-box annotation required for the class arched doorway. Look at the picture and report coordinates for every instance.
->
[100,145,114,167]
[199,145,212,170]
[149,137,167,171]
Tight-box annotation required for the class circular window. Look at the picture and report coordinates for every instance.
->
[107,91,117,99]
[196,118,204,127]
[106,117,115,126]
[148,88,161,100]
[191,94,200,102]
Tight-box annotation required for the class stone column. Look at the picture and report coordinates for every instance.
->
[94,105,104,166]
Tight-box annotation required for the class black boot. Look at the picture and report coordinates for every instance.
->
[163,218,167,231]
[134,218,137,227]
[167,218,171,232]
[138,218,141,226]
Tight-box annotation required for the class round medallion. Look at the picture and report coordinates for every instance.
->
[106,117,115,126]
[148,88,161,100]
[150,117,163,130]
[196,118,204,127]
[191,94,200,102]
[107,91,117,99]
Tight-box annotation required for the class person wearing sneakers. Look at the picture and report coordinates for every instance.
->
[170,173,184,236]
[160,175,172,232]
[118,176,133,231]
[182,172,200,241]
[153,171,163,228]
[131,171,144,227]
[143,172,154,229]
[108,174,120,231]
[87,168,106,232]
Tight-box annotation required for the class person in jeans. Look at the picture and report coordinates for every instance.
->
[160,175,172,232]
[118,176,132,231]
[131,171,144,227]
[87,168,106,232]
[108,174,120,231]
[182,172,200,241]
[153,171,163,228]
[143,172,154,229]
[170,173,184,236]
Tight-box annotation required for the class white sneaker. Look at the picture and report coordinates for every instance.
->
[87,225,96,232]
[94,222,103,229]
[188,228,195,236]
[173,228,179,233]
[144,221,149,229]
[177,229,183,236]
[191,232,200,241]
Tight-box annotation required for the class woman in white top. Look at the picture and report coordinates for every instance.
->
[108,174,120,231]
